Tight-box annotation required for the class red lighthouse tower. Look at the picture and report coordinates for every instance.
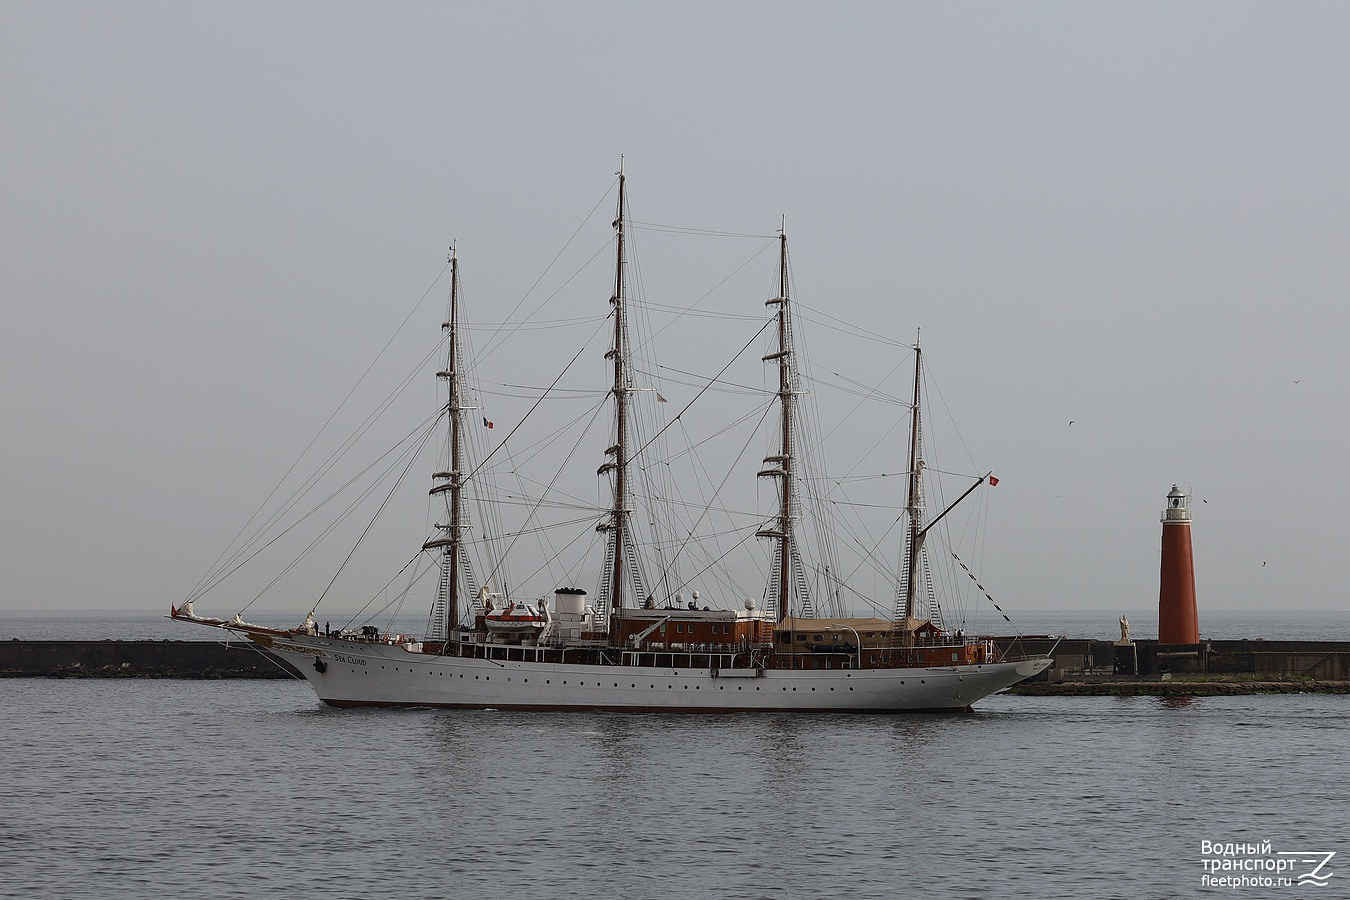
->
[1158,484,1199,644]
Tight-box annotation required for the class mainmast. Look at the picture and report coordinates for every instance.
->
[758,231,796,622]
[425,245,466,646]
[599,165,631,631]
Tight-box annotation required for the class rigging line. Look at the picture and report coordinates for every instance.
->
[477,390,601,401]
[814,354,910,480]
[656,363,767,395]
[816,466,975,483]
[664,403,773,572]
[478,496,605,513]
[462,338,595,488]
[628,220,779,239]
[630,240,779,354]
[809,367,909,407]
[792,302,912,348]
[315,414,441,611]
[478,237,614,364]
[671,525,762,600]
[836,508,909,599]
[481,515,604,541]
[189,262,451,599]
[466,314,603,329]
[479,398,608,593]
[923,356,980,475]
[199,340,444,590]
[481,394,609,479]
[656,401,773,467]
[823,498,907,511]
[503,514,607,596]
[637,300,763,321]
[232,421,436,616]
[340,551,429,632]
[194,408,445,605]
[475,182,616,362]
[496,383,606,394]
[626,317,775,465]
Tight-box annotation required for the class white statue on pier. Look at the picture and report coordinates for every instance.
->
[1119,615,1130,643]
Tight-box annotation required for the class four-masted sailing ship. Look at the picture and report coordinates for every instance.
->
[173,171,1050,710]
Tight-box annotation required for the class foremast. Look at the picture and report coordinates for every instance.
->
[757,231,812,624]
[424,245,478,648]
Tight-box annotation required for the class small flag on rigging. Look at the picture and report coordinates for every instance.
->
[483,417,494,428]
[988,474,999,486]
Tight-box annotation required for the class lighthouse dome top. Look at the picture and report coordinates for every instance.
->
[1163,484,1191,521]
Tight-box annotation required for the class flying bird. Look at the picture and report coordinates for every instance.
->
[1068,420,1075,426]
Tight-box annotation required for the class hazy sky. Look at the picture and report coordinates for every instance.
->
[4,2,1348,621]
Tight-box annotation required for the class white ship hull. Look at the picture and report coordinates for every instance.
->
[255,633,1051,712]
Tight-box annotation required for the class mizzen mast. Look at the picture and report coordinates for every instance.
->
[900,340,925,628]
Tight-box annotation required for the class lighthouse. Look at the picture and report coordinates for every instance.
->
[1158,484,1199,644]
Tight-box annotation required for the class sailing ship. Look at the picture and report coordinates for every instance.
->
[173,170,1050,710]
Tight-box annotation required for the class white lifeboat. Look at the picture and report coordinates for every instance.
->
[484,602,547,632]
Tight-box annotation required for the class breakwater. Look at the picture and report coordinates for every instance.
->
[995,637,1350,679]
[996,636,1350,695]
[0,640,300,678]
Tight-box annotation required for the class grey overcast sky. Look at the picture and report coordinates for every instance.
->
[3,2,1348,618]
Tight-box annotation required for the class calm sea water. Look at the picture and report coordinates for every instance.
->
[3,607,1348,642]
[1,678,1345,899]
